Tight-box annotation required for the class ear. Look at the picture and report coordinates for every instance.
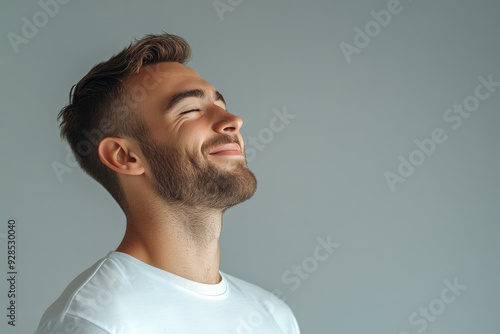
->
[98,137,145,176]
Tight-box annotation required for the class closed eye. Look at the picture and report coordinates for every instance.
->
[180,109,201,114]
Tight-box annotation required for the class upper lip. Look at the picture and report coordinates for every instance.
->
[209,143,241,154]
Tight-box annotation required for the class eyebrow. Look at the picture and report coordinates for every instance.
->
[164,89,226,112]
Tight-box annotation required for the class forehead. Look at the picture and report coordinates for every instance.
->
[129,61,200,82]
[125,61,210,93]
[123,61,218,114]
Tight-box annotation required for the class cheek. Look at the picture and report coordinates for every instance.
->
[177,122,210,152]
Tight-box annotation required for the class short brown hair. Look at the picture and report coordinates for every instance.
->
[58,33,191,212]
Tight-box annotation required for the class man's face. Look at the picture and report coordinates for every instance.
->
[124,62,257,210]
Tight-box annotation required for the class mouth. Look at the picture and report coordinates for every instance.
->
[209,143,243,156]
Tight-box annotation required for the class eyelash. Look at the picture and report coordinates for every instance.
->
[179,108,228,115]
[180,109,201,114]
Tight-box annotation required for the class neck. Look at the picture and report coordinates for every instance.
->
[116,202,224,284]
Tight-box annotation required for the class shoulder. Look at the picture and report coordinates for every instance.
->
[221,271,286,308]
[221,271,301,333]
[35,253,136,333]
[35,313,110,334]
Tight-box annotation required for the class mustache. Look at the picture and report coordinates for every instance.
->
[203,135,242,154]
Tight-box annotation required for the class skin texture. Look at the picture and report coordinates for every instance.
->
[98,62,257,284]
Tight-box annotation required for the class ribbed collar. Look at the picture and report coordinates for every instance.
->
[106,251,228,298]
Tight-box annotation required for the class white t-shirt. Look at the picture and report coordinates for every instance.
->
[34,251,300,334]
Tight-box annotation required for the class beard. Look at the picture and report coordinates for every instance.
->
[137,133,257,211]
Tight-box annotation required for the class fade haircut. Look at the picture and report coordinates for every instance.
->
[58,33,191,213]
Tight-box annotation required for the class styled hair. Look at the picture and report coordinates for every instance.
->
[58,33,191,212]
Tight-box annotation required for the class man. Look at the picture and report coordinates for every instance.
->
[35,33,300,333]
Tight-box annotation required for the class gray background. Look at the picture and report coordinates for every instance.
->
[1,0,499,333]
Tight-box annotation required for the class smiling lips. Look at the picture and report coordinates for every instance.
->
[209,143,242,156]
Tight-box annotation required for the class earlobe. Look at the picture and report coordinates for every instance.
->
[98,137,145,176]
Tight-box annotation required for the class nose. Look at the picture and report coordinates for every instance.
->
[211,105,243,135]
